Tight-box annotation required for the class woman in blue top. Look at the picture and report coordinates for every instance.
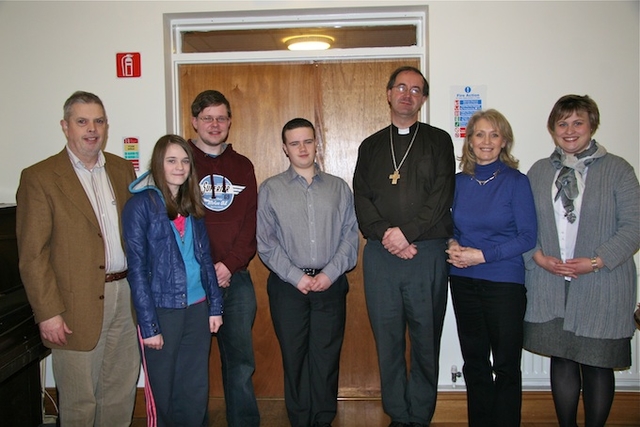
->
[446,109,537,427]
[123,134,223,427]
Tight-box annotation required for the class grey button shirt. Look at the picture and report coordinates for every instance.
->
[257,165,359,287]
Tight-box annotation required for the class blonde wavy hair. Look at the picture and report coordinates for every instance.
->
[459,109,519,175]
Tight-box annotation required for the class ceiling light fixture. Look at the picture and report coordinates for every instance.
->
[283,35,334,51]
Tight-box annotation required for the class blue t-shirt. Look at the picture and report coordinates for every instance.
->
[171,216,206,305]
[450,160,537,284]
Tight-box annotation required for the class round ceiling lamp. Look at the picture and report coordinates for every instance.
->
[283,35,334,51]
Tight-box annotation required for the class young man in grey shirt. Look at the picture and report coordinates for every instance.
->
[257,118,359,427]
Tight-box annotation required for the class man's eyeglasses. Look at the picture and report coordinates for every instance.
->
[392,84,423,96]
[198,116,230,124]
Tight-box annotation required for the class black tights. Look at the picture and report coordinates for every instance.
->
[550,356,615,427]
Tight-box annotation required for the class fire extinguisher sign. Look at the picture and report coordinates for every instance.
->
[116,52,141,78]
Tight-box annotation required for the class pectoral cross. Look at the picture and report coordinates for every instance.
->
[389,170,400,185]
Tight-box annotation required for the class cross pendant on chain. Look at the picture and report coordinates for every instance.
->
[389,170,400,185]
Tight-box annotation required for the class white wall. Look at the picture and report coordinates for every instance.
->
[2,0,638,390]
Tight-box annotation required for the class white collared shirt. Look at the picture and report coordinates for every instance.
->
[552,167,587,280]
[67,146,127,273]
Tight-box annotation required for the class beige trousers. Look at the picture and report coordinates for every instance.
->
[52,278,140,427]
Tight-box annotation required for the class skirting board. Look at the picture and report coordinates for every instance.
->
[43,388,640,425]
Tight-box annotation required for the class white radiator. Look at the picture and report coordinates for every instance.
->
[439,284,639,391]
[522,333,640,390]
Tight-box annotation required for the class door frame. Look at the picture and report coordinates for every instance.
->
[162,6,429,398]
[162,5,429,136]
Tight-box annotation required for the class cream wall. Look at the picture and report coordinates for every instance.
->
[1,0,638,389]
[0,0,637,198]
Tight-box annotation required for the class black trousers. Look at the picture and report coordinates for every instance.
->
[363,238,449,425]
[141,301,211,427]
[450,275,527,427]
[267,272,349,427]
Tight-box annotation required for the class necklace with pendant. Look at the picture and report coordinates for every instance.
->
[389,124,419,185]
[471,168,500,185]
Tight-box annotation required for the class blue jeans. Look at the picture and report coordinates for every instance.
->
[215,269,260,426]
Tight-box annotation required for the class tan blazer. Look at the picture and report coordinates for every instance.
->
[16,149,136,351]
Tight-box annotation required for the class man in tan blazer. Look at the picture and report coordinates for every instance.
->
[16,91,140,426]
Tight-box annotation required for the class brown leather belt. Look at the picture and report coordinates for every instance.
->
[105,270,128,283]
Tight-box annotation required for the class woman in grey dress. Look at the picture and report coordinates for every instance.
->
[523,94,639,427]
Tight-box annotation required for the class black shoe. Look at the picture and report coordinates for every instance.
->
[312,423,332,427]
[388,423,410,427]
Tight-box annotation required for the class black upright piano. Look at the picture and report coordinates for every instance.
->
[0,204,50,426]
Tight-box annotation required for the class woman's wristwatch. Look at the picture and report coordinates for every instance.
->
[590,257,599,273]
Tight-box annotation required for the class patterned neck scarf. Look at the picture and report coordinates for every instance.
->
[549,140,606,223]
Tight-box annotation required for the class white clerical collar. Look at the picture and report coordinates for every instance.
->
[398,127,411,135]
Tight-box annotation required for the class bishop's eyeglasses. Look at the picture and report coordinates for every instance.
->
[392,84,423,96]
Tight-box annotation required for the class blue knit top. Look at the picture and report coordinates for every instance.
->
[450,160,537,284]
[170,216,206,305]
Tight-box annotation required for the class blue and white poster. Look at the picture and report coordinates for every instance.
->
[451,85,486,142]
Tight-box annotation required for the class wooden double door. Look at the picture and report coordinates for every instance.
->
[178,59,419,398]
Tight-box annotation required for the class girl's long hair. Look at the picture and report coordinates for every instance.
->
[149,134,205,219]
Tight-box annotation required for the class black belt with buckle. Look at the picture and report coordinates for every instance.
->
[301,268,320,277]
[105,270,128,283]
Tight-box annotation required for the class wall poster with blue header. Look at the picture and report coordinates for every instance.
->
[450,85,486,142]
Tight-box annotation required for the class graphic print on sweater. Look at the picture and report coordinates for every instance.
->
[199,174,246,212]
